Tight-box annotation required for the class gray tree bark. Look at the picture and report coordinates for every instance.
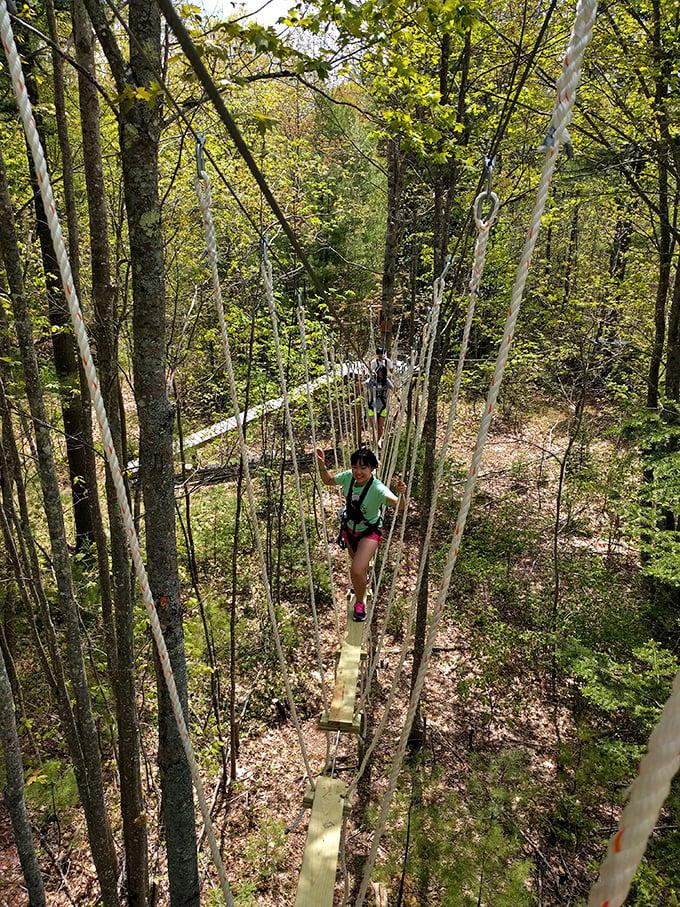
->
[0,645,46,907]
[72,2,149,902]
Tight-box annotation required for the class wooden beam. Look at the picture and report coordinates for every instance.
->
[319,595,366,733]
[303,782,352,817]
[295,777,347,907]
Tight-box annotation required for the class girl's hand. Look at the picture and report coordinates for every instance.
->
[394,478,407,495]
[315,447,326,467]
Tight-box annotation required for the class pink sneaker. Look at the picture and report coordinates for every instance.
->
[353,601,367,622]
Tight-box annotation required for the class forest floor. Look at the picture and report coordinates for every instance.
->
[0,398,641,906]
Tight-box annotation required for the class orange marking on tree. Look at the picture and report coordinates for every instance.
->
[614,830,624,852]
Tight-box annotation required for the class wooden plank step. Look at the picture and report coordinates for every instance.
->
[303,781,352,817]
[319,595,366,733]
[295,777,347,907]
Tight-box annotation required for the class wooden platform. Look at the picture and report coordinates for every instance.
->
[295,777,348,907]
[319,596,366,734]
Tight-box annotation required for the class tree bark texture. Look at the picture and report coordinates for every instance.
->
[72,1,149,902]
[118,0,199,900]
[0,645,46,907]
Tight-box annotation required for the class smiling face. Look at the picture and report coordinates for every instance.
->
[351,461,373,486]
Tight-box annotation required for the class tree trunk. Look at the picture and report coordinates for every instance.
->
[381,137,403,356]
[0,645,46,907]
[665,254,680,403]
[408,29,468,749]
[0,144,120,907]
[72,1,149,902]
[20,50,94,551]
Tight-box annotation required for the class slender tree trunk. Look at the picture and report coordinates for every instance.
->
[0,645,46,907]
[20,52,94,550]
[381,138,403,356]
[123,2,200,900]
[408,29,469,749]
[665,254,680,403]
[646,0,675,411]
[72,1,149,902]
[0,144,120,907]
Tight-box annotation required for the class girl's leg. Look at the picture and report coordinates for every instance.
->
[350,536,381,603]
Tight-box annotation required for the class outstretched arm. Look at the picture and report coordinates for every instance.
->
[316,447,336,486]
[386,477,407,511]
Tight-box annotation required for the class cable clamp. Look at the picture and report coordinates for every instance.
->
[482,154,496,195]
[195,133,206,179]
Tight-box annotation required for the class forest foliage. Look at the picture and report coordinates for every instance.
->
[0,0,680,904]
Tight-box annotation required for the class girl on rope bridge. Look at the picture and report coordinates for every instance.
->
[316,447,406,622]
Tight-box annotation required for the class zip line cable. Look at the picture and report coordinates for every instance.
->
[354,0,598,898]
[0,4,236,904]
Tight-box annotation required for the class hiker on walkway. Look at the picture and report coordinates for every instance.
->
[316,446,406,622]
[369,345,394,377]
[365,365,394,443]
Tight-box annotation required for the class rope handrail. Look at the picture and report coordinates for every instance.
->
[0,4,235,903]
[297,304,343,645]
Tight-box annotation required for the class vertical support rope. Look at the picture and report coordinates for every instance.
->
[354,0,597,900]
[296,304,342,645]
[194,171,316,786]
[260,254,330,712]
[351,268,446,782]
[0,5,235,903]
[319,321,341,469]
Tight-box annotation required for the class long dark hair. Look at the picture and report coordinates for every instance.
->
[350,447,379,470]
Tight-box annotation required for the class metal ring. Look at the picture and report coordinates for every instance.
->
[474,190,500,230]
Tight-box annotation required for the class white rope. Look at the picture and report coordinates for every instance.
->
[260,254,330,711]
[353,190,500,810]
[354,0,597,899]
[588,674,680,906]
[320,325,341,468]
[351,271,445,789]
[0,5,235,903]
[194,170,316,787]
[296,304,342,645]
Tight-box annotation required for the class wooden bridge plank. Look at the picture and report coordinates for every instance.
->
[319,596,366,733]
[295,777,347,907]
